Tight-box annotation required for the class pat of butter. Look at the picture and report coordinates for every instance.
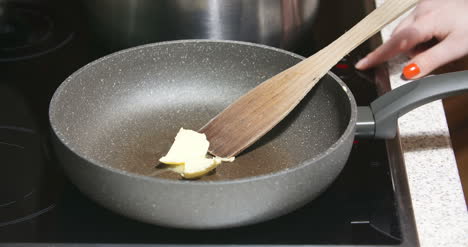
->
[182,158,218,179]
[159,128,234,178]
[159,128,209,165]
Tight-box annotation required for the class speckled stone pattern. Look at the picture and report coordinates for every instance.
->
[376,1,468,246]
[50,40,354,181]
[49,40,358,228]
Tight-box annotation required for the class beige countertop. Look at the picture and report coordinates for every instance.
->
[375,1,468,246]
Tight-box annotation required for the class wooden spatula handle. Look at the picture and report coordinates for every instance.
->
[201,0,419,157]
[326,0,418,58]
[296,0,419,80]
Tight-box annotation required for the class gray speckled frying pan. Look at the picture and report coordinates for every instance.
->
[49,40,468,229]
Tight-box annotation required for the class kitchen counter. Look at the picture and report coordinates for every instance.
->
[375,1,468,246]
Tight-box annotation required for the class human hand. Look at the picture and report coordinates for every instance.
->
[355,0,468,79]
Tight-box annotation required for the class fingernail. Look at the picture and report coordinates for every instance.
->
[403,63,421,79]
[355,57,368,69]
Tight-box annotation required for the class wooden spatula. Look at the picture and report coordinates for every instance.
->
[200,0,419,158]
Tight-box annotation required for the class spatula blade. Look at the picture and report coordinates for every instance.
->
[200,0,418,157]
[199,69,320,158]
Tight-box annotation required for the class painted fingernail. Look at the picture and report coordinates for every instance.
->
[403,63,420,79]
[355,57,368,69]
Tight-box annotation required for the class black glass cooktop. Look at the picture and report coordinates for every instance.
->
[0,0,418,246]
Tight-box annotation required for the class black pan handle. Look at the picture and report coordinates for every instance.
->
[356,70,468,138]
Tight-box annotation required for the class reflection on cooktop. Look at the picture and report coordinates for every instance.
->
[0,2,73,61]
[0,86,57,229]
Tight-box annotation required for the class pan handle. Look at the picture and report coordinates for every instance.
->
[356,70,468,138]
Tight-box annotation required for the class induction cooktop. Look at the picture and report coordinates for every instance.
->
[0,0,419,246]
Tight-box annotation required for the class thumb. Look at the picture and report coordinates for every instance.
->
[403,36,468,79]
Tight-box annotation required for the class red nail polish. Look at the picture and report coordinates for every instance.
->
[403,63,421,79]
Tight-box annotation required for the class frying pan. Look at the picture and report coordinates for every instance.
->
[49,40,468,229]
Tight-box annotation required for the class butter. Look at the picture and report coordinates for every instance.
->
[214,157,235,163]
[159,128,209,165]
[159,128,234,179]
[182,158,219,179]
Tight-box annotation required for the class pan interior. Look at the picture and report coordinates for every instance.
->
[50,41,352,181]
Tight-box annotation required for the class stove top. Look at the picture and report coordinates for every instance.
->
[0,0,418,246]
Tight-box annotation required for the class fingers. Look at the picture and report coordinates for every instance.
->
[355,25,432,70]
[392,14,415,35]
[403,35,468,79]
[356,0,468,77]
[355,11,435,70]
[406,38,439,58]
[355,14,414,70]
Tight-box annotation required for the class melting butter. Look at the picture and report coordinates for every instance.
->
[159,128,234,179]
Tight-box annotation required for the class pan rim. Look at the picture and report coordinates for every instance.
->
[49,39,358,186]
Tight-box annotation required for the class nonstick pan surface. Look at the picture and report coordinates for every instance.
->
[49,40,356,228]
[50,40,353,181]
